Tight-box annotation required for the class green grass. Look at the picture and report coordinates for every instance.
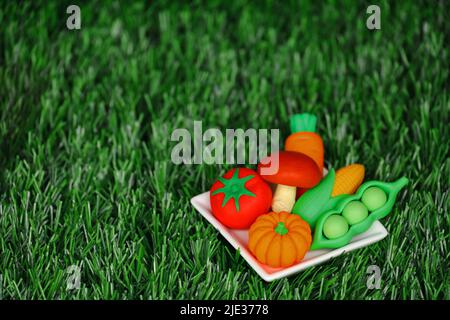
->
[0,0,449,299]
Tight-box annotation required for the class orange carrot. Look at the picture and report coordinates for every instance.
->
[332,164,365,196]
[285,113,324,172]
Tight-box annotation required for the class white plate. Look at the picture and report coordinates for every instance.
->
[191,191,388,282]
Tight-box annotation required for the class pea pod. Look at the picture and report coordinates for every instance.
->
[311,177,409,250]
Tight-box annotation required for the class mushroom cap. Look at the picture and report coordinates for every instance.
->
[258,151,322,188]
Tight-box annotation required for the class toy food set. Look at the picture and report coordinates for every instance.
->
[192,113,408,280]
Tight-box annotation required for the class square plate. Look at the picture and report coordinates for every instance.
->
[191,191,388,282]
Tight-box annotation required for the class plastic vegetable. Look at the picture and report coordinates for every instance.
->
[361,187,387,211]
[342,201,368,225]
[323,215,348,239]
[258,151,321,213]
[285,113,324,173]
[332,164,365,196]
[248,211,312,268]
[311,177,408,250]
[292,169,345,228]
[210,168,272,229]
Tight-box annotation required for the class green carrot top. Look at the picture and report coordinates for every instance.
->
[290,113,317,133]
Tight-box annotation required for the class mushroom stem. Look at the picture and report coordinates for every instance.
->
[272,184,296,213]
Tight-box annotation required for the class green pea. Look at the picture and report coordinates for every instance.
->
[361,187,387,211]
[342,201,369,225]
[323,215,349,239]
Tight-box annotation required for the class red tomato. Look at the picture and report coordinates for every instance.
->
[210,168,272,229]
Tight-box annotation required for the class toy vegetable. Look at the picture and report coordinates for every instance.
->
[332,164,365,196]
[292,169,344,228]
[258,151,322,213]
[361,187,387,211]
[210,168,272,229]
[285,113,324,173]
[323,215,348,239]
[342,201,368,225]
[311,177,408,250]
[248,211,312,268]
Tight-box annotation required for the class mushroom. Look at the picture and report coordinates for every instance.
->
[258,151,322,213]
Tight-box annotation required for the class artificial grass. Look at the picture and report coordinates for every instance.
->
[0,0,449,299]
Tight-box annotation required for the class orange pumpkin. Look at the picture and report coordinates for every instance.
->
[248,211,312,268]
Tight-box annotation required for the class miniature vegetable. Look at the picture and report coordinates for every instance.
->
[332,164,365,196]
[258,151,321,213]
[292,169,339,228]
[361,187,387,211]
[210,168,272,229]
[311,177,409,250]
[323,215,349,239]
[285,113,324,173]
[248,211,312,268]
[342,201,368,225]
